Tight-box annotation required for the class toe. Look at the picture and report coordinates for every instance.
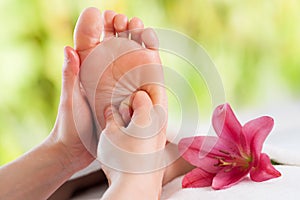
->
[114,14,129,38]
[103,10,116,39]
[74,7,102,61]
[128,17,144,44]
[141,28,159,50]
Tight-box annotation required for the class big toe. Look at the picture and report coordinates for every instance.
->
[74,7,102,61]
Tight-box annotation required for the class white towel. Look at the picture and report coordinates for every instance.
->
[71,165,299,199]
[161,166,299,200]
[238,101,300,166]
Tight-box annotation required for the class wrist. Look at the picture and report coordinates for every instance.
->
[48,127,95,174]
[43,136,77,176]
[109,171,163,199]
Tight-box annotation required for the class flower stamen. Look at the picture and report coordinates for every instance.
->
[219,149,230,155]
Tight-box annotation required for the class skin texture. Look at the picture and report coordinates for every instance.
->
[78,9,166,134]
[0,7,194,199]
[74,8,193,198]
[100,91,166,200]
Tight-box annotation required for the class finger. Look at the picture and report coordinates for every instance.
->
[126,91,166,139]
[130,91,153,127]
[61,46,80,105]
[119,95,133,126]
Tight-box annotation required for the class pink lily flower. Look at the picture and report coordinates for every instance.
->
[178,103,281,190]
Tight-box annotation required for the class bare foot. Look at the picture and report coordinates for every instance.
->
[73,7,192,186]
[75,8,167,134]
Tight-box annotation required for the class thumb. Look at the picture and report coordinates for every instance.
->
[130,91,153,127]
[126,91,166,139]
[60,46,80,105]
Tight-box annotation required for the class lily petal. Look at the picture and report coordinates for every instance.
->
[212,103,242,145]
[178,136,219,173]
[182,168,215,188]
[243,116,274,164]
[250,153,281,182]
[212,166,250,190]
[179,136,239,173]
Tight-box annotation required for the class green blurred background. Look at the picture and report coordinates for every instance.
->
[0,0,299,165]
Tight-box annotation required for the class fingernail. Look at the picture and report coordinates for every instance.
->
[64,46,79,76]
[64,46,70,65]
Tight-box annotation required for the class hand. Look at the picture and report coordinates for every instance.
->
[0,48,97,200]
[49,46,96,173]
[99,91,167,200]
[49,7,104,172]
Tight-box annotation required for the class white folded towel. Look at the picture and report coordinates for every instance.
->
[238,101,300,166]
[162,165,299,200]
[71,165,299,199]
